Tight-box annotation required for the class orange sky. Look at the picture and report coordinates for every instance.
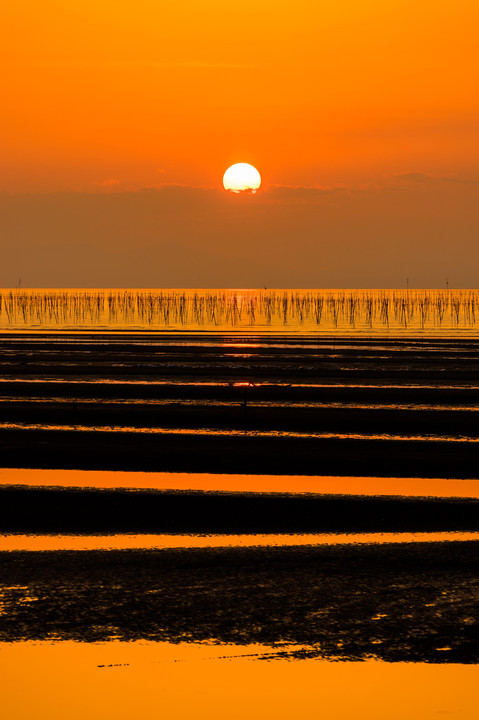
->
[1,2,478,286]
[2,1,479,191]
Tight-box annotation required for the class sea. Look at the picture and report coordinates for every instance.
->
[0,288,478,720]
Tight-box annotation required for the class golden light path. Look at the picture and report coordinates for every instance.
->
[2,532,479,552]
[223,162,261,193]
[3,468,479,498]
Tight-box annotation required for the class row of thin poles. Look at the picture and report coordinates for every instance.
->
[0,290,478,329]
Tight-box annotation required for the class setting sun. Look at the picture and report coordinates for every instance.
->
[223,163,261,194]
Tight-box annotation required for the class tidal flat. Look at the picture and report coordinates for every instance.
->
[0,330,479,477]
[1,291,478,720]
[2,486,479,534]
[1,542,479,663]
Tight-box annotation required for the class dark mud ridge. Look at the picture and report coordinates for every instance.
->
[2,486,479,533]
[1,426,479,477]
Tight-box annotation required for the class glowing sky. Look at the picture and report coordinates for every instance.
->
[1,1,478,286]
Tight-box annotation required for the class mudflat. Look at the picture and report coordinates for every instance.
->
[0,332,478,477]
[2,486,479,533]
[1,541,478,662]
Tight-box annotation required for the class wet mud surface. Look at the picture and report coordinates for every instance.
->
[1,333,478,477]
[1,542,479,662]
[2,486,479,533]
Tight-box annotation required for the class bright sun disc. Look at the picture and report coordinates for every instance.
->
[223,163,261,194]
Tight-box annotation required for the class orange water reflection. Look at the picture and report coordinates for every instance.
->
[2,468,479,498]
[0,641,476,720]
[2,532,479,552]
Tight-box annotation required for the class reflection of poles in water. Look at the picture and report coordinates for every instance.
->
[3,288,479,332]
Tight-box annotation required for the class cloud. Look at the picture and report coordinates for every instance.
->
[93,178,121,188]
[390,171,479,185]
[0,181,477,288]
[265,185,350,204]
[391,171,436,184]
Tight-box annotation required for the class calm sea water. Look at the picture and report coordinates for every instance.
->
[1,288,479,335]
[2,641,476,720]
